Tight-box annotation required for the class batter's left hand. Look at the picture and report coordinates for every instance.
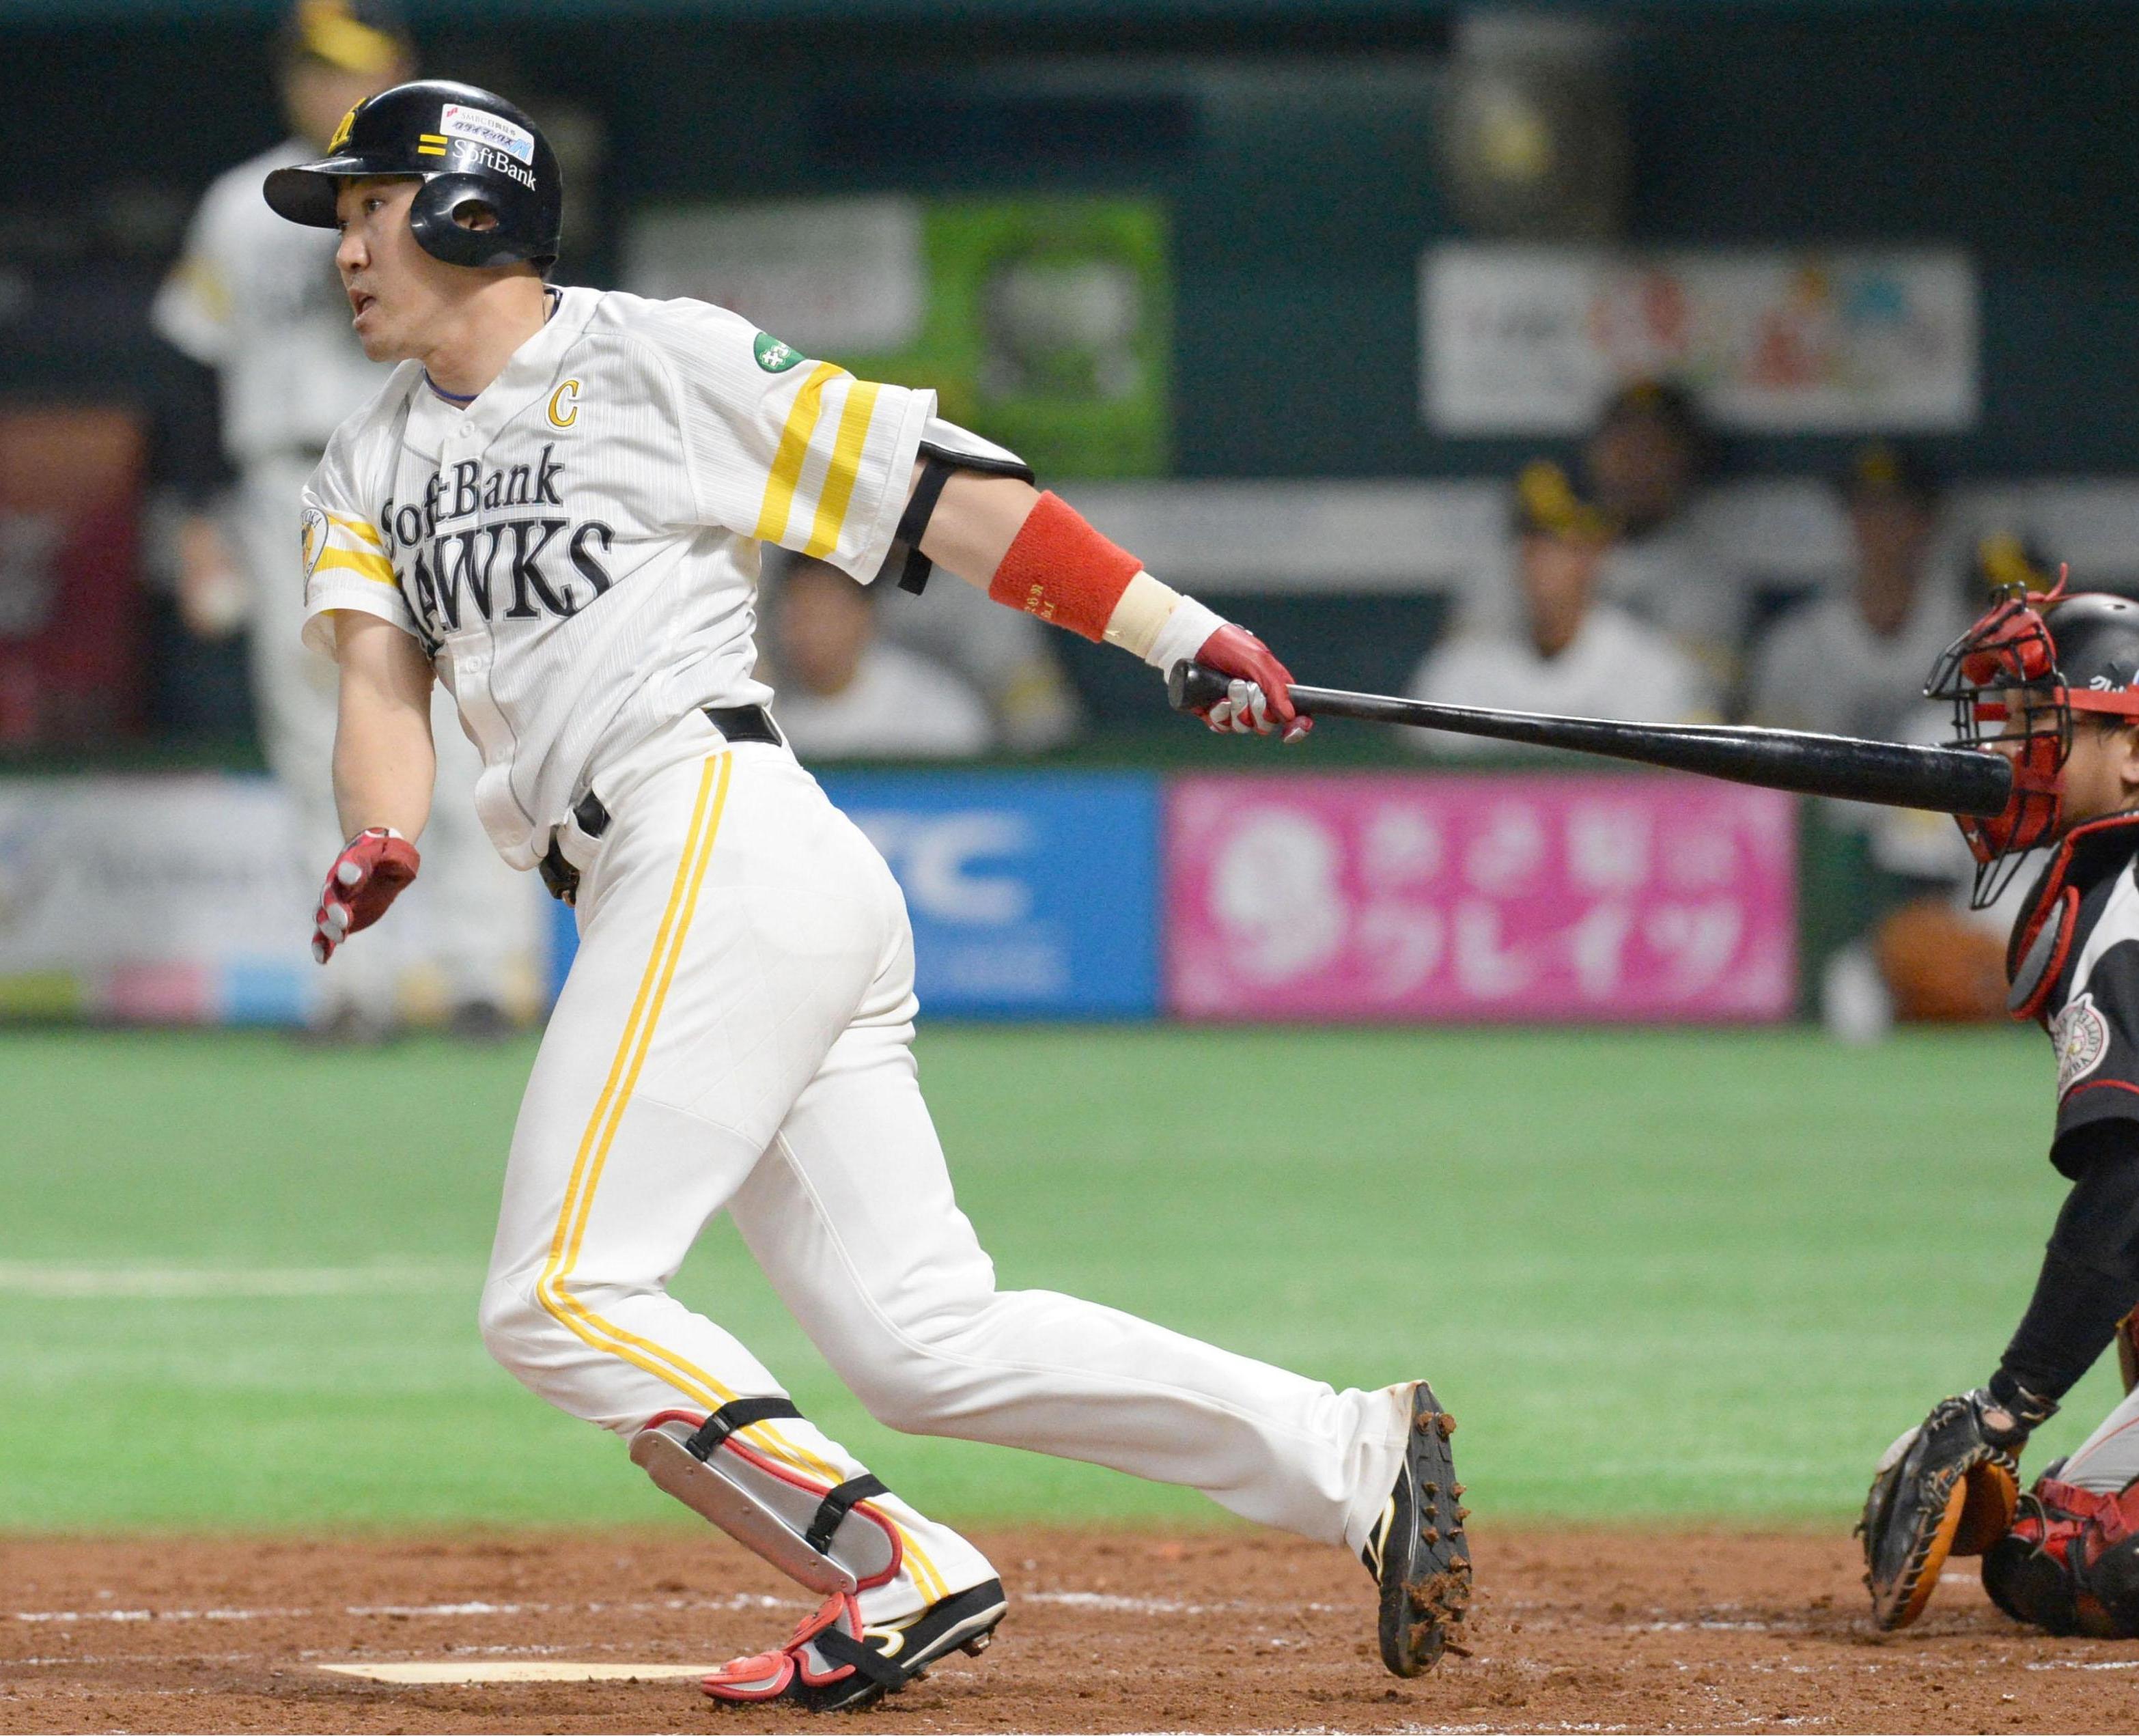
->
[1190,624,1311,742]
[312,827,421,964]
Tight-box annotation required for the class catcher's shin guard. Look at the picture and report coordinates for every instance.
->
[1362,1381,1472,1677]
[630,1401,900,1597]
[1983,1474,2139,1638]
[702,1579,1007,1712]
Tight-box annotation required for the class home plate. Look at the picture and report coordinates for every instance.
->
[320,1661,716,1683]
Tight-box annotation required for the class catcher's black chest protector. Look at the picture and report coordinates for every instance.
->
[2008,815,2139,1022]
[2008,813,2139,1173]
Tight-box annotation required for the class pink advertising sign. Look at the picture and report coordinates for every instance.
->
[1166,774,1797,1023]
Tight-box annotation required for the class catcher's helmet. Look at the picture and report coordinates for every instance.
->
[263,79,561,270]
[1926,580,2139,905]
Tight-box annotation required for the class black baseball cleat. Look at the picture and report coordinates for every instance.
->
[1361,1382,1472,1677]
[702,1577,1006,1712]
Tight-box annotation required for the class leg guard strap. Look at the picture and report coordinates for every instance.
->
[807,1475,888,1555]
[688,1395,804,1458]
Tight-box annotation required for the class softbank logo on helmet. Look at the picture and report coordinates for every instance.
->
[441,103,535,165]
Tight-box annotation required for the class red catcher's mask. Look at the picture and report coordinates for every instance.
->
[1926,579,2069,908]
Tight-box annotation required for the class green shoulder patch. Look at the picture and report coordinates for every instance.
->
[753,332,806,374]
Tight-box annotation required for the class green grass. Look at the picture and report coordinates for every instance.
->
[0,1024,2115,1532]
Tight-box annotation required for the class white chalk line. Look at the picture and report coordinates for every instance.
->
[12,1641,702,1670]
[11,1591,796,1625]
[0,1261,477,1299]
[1022,1591,1343,1616]
[12,1589,1347,1627]
[2025,1656,2139,1670]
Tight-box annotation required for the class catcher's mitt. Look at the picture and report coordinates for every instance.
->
[1858,1390,2035,1629]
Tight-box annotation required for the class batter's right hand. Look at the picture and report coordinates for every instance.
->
[1190,624,1311,742]
[312,827,420,964]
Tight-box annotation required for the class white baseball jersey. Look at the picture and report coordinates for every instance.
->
[153,141,386,466]
[302,286,953,869]
[1402,602,1716,755]
[777,642,995,761]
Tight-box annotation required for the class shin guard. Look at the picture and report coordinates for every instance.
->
[630,1400,901,1596]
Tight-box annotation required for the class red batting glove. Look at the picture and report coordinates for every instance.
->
[1190,624,1311,742]
[312,827,421,964]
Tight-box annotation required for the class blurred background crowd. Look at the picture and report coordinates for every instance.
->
[1,0,2132,1039]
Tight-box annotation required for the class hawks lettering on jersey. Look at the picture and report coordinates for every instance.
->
[380,443,617,640]
[300,287,934,869]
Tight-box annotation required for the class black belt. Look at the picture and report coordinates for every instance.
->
[537,705,782,905]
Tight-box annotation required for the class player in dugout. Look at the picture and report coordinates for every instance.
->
[1861,576,2139,1637]
[1402,458,1715,746]
[154,0,542,1039]
[262,79,1471,1707]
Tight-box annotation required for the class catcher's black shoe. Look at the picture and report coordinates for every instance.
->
[1362,1381,1472,1677]
[701,1578,1006,1712]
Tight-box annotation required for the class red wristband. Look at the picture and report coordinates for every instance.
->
[987,492,1142,642]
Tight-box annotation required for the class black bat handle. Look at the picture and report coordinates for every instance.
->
[1167,660,1255,715]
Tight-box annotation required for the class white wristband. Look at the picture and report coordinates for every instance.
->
[1143,594,1227,673]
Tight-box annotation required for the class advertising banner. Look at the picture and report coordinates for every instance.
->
[820,771,1160,1019]
[0,407,146,747]
[0,776,550,1024]
[626,195,1171,477]
[1421,244,1979,435]
[0,775,307,1021]
[1166,774,1795,1023]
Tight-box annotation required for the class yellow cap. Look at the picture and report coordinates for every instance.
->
[1515,460,1616,543]
[1976,531,2053,596]
[292,0,405,75]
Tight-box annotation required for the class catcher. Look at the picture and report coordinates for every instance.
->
[1861,578,2139,1634]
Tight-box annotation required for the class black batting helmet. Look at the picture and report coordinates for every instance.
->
[263,79,561,270]
[1927,579,2139,905]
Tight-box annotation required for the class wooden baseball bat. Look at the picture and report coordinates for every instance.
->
[1166,661,2013,817]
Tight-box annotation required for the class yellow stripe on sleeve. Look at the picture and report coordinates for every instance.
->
[752,361,843,546]
[313,546,397,587]
[800,380,882,560]
[326,512,383,547]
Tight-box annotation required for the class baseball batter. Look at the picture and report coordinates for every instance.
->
[154,1,538,1035]
[266,79,1472,1707]
[1860,585,2139,1636]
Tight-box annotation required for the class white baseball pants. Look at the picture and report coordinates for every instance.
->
[2057,1386,2139,1494]
[477,725,1411,1621]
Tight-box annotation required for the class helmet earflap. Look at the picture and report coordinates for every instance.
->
[408,173,549,271]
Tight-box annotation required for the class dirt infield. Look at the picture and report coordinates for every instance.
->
[1,1526,2127,1733]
